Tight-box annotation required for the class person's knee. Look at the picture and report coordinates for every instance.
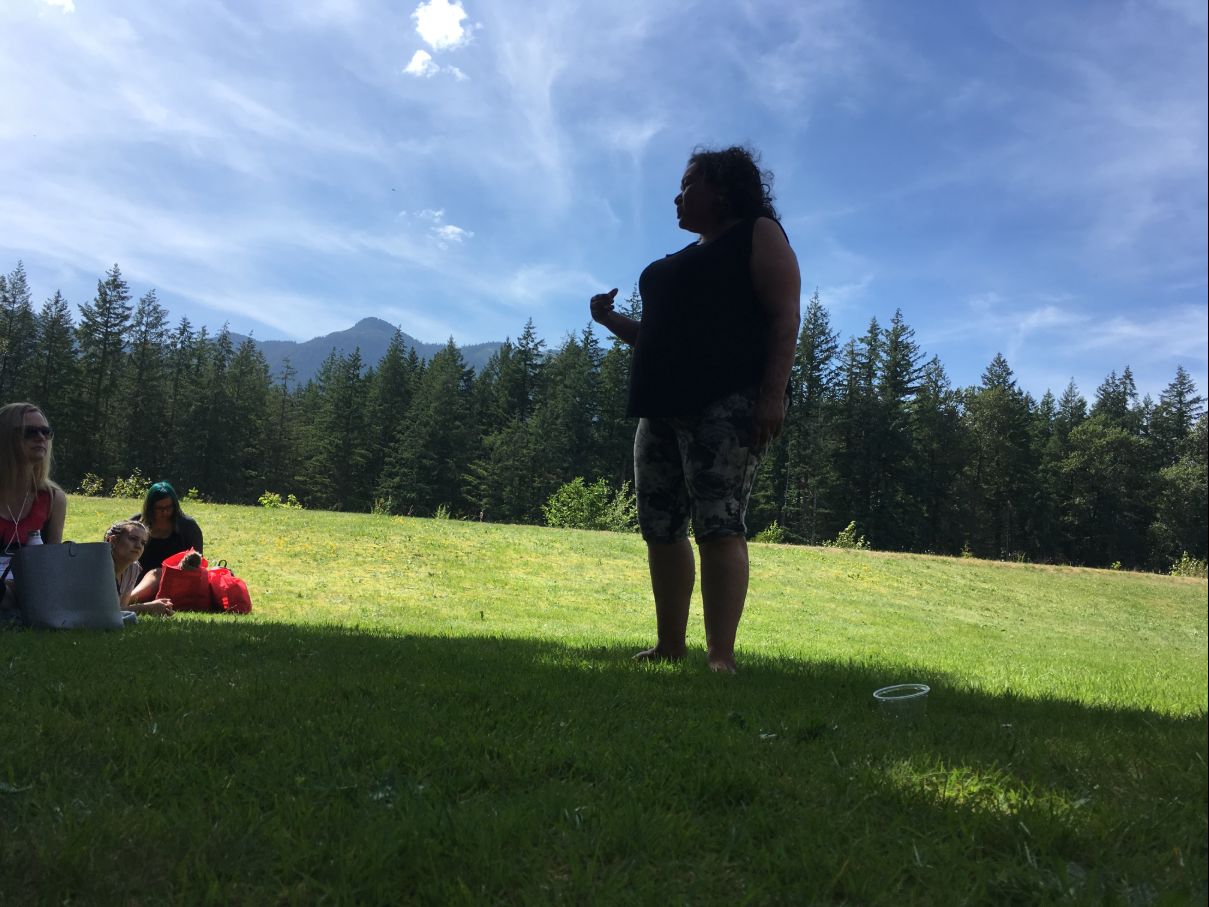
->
[695,528,746,547]
[642,528,690,546]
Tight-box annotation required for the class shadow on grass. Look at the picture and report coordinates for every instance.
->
[2,620,1206,905]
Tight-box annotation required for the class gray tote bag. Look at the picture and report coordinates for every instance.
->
[14,543,123,630]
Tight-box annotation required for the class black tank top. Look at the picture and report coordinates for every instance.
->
[627,218,770,417]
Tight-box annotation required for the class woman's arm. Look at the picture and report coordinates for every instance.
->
[127,567,161,605]
[130,598,175,616]
[181,515,203,554]
[590,288,639,346]
[44,487,67,544]
[750,217,802,448]
[123,567,174,616]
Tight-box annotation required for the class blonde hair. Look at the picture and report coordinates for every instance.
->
[105,519,147,542]
[0,402,61,500]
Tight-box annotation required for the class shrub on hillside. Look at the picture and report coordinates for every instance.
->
[111,469,150,499]
[78,473,105,496]
[543,477,638,533]
[259,491,303,510]
[751,520,786,544]
[825,520,870,550]
[1170,552,1207,578]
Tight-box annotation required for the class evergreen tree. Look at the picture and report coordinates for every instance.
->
[473,339,519,438]
[1149,366,1204,468]
[1092,368,1141,433]
[265,358,299,496]
[831,321,881,542]
[0,262,37,403]
[870,309,923,548]
[590,287,642,488]
[777,291,839,541]
[960,354,1035,557]
[379,339,474,514]
[499,319,545,423]
[162,317,199,482]
[1059,412,1153,567]
[123,290,171,478]
[296,349,372,511]
[185,327,237,499]
[74,264,134,478]
[1148,416,1208,566]
[226,337,273,500]
[367,330,421,498]
[529,329,600,498]
[909,357,966,553]
[31,291,78,474]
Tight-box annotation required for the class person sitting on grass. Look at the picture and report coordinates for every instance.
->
[1,403,67,622]
[105,519,174,617]
[133,481,203,580]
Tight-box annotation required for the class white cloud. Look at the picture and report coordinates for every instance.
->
[402,49,468,80]
[396,209,473,247]
[403,49,439,77]
[434,224,472,244]
[817,273,875,312]
[412,0,472,51]
[42,0,75,12]
[505,264,598,308]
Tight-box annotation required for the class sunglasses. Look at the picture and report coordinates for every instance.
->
[23,426,54,439]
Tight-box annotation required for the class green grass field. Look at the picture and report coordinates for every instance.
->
[2,497,1205,905]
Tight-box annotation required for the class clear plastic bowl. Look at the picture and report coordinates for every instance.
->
[873,683,930,720]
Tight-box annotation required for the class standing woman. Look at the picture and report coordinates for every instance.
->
[0,403,67,552]
[589,146,801,672]
[134,481,203,574]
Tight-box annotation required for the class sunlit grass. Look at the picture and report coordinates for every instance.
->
[0,496,1203,904]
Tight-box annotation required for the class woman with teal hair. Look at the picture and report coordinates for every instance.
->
[133,481,204,573]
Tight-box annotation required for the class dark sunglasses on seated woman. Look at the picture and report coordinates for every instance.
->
[23,426,54,439]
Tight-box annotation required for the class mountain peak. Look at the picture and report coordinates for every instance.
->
[247,318,501,383]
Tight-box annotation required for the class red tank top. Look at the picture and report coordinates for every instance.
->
[1,489,51,549]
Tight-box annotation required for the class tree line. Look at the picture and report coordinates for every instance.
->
[2,260,1205,573]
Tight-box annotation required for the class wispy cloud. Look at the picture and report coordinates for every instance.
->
[42,0,75,12]
[0,0,1202,401]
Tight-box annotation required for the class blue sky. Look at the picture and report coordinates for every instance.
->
[2,0,1206,402]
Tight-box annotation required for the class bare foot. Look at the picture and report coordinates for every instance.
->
[708,654,738,674]
[633,644,686,662]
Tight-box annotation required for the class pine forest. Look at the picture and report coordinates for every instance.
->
[2,261,1204,574]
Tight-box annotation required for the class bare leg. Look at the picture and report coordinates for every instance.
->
[634,538,694,661]
[698,534,749,673]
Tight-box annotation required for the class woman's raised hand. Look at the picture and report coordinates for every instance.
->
[589,288,619,324]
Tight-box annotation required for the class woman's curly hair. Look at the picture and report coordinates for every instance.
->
[687,145,779,222]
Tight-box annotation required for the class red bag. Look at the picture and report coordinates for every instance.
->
[156,549,212,612]
[208,561,252,614]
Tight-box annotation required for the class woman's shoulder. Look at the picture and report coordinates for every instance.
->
[35,480,64,500]
[751,215,791,250]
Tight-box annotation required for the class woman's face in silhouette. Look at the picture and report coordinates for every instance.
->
[674,163,725,235]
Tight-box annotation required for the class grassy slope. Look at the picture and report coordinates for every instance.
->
[1,497,1204,904]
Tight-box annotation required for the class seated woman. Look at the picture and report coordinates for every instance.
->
[1,402,66,550]
[1,403,67,619]
[105,519,174,616]
[132,481,203,584]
